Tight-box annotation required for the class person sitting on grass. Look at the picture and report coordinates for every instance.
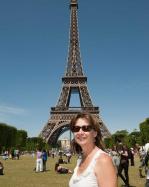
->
[55,162,72,174]
[58,155,67,164]
[0,161,4,175]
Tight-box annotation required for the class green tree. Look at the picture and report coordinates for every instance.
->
[0,123,17,149]
[6,126,17,148]
[0,123,28,152]
[112,130,129,144]
[26,137,48,151]
[16,130,28,150]
[128,130,141,147]
[139,118,149,144]
[104,137,114,148]
[0,123,8,148]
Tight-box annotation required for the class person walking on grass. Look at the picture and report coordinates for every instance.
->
[118,145,130,187]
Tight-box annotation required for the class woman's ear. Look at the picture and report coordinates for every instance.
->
[93,131,97,138]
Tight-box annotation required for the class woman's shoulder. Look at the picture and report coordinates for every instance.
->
[95,150,113,166]
[94,150,116,175]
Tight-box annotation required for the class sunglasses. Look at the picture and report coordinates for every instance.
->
[72,125,93,132]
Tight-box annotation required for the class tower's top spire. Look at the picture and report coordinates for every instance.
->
[65,0,84,77]
[70,0,78,9]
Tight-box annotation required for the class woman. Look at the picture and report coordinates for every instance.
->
[36,148,43,172]
[69,112,117,187]
[118,145,130,187]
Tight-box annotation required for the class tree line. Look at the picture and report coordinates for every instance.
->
[0,118,149,153]
[0,123,48,153]
[104,118,149,148]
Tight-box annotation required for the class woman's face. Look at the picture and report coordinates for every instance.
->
[73,118,97,147]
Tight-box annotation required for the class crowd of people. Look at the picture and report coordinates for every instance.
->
[0,112,149,187]
[1,149,20,160]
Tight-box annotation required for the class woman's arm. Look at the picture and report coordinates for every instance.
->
[94,153,118,187]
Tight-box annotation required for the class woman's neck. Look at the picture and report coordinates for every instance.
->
[82,144,96,159]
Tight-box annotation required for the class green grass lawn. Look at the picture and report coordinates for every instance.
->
[0,154,146,187]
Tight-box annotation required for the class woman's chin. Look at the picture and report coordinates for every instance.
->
[77,140,87,146]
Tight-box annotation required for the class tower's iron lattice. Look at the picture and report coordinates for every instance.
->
[40,0,111,145]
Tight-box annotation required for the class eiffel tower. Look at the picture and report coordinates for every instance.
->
[40,0,111,145]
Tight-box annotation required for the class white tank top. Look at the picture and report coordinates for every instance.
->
[69,149,105,187]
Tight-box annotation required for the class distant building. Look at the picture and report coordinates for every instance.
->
[60,138,70,150]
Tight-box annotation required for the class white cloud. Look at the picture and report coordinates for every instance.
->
[0,104,26,115]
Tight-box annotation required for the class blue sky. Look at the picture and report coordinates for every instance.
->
[0,0,149,138]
